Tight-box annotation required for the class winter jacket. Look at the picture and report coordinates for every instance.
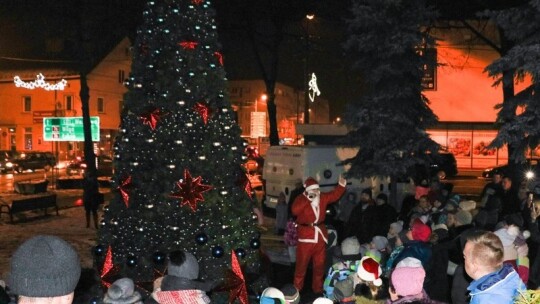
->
[323,259,360,299]
[467,263,526,304]
[391,240,432,270]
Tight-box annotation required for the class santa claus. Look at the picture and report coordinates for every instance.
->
[292,176,347,294]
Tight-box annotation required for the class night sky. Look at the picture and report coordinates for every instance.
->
[0,0,360,119]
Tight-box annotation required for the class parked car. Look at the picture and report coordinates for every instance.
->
[13,151,56,172]
[66,155,114,177]
[0,150,21,173]
[482,158,540,179]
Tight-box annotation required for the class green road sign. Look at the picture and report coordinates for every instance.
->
[43,117,100,142]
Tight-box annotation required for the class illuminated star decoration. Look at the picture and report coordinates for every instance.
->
[179,41,198,50]
[118,176,132,208]
[226,251,249,304]
[214,51,224,66]
[192,0,204,4]
[100,246,119,288]
[236,172,253,199]
[170,169,213,212]
[193,102,213,125]
[139,107,164,130]
[135,268,166,294]
[13,73,67,91]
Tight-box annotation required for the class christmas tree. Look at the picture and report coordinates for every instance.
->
[97,0,261,298]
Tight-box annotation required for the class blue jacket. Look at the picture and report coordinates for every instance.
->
[468,264,526,304]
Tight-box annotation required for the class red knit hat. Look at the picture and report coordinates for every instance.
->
[304,177,319,191]
[356,256,382,286]
[411,218,431,242]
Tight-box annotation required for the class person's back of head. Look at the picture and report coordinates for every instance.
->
[8,235,81,304]
[464,231,504,279]
[167,250,199,280]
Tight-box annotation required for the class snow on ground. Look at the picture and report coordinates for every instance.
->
[0,207,97,281]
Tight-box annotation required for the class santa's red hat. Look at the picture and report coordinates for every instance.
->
[304,177,319,192]
[357,256,382,286]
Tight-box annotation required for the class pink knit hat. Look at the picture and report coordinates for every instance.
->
[391,257,425,296]
[357,256,382,286]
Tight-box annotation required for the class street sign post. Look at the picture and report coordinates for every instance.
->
[43,117,100,142]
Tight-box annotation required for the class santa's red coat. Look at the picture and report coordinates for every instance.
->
[291,184,345,292]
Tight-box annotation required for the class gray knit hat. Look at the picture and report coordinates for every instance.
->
[167,251,199,280]
[103,278,143,304]
[8,235,81,297]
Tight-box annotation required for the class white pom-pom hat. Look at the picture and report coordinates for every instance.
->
[357,256,382,286]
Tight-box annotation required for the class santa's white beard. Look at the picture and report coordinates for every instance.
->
[308,192,320,207]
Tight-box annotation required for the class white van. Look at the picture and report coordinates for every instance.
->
[262,145,393,209]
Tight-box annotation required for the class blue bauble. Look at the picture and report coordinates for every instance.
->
[90,296,100,304]
[195,233,208,245]
[126,255,137,267]
[153,251,166,264]
[212,246,224,258]
[93,244,105,256]
[235,248,246,258]
[250,238,261,249]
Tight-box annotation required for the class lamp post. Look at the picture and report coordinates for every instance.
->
[303,14,314,124]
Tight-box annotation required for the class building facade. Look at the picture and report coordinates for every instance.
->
[0,38,131,161]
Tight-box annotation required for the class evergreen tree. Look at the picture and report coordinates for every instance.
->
[97,0,261,297]
[484,0,540,163]
[342,0,440,189]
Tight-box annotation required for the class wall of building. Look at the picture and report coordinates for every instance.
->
[0,38,131,160]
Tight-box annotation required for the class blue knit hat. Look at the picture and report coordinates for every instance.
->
[8,235,81,297]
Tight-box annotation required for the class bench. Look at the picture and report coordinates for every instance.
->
[0,193,58,223]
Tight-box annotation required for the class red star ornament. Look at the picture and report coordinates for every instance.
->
[139,107,164,130]
[192,0,204,4]
[100,246,119,288]
[135,267,166,294]
[179,41,198,50]
[236,173,253,199]
[227,251,248,304]
[118,175,132,208]
[214,51,224,66]
[193,102,213,125]
[170,169,213,212]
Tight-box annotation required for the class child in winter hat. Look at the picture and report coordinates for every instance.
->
[356,256,383,287]
[103,278,143,304]
[409,218,432,242]
[340,236,361,259]
[151,250,212,304]
[390,257,426,298]
[280,284,300,304]
[8,235,81,302]
[260,287,286,304]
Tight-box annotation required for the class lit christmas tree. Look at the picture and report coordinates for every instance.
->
[97,0,261,299]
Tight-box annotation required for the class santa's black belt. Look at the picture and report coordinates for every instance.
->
[298,222,322,227]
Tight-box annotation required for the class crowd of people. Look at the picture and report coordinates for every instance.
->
[1,171,540,303]
[268,172,540,303]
